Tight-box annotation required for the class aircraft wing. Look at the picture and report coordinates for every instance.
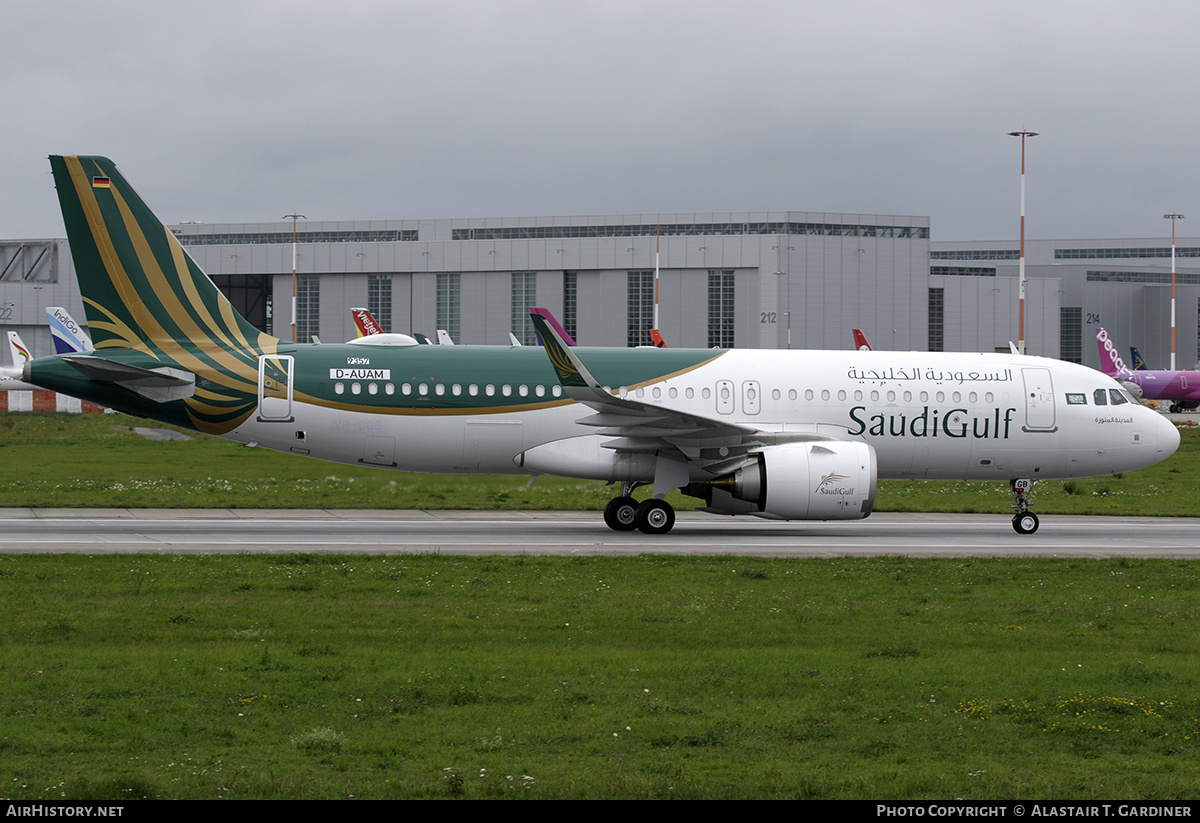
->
[529,308,836,470]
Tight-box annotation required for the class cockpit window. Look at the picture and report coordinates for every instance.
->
[1109,388,1129,406]
[1093,388,1108,406]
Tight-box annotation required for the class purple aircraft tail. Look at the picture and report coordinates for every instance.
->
[1095,327,1130,377]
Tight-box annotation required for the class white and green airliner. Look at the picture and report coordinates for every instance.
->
[10,156,1180,535]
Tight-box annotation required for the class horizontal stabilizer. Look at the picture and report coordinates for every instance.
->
[61,355,195,403]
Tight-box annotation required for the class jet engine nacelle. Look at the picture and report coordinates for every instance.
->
[704,441,877,521]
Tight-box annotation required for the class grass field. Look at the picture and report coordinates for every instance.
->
[3,553,1200,800]
[0,411,1197,515]
[1,412,1198,799]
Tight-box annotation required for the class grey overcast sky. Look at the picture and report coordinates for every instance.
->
[3,0,1198,242]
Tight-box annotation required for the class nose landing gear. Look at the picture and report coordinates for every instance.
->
[1010,478,1039,534]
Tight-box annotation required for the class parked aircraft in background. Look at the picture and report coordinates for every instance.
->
[7,331,30,367]
[649,329,668,348]
[344,308,430,348]
[852,329,872,351]
[1130,346,1148,371]
[354,307,522,346]
[350,307,384,338]
[1096,327,1200,412]
[1,331,40,391]
[46,307,92,354]
[20,155,1180,537]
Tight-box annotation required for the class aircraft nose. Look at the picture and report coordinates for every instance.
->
[1155,412,1181,459]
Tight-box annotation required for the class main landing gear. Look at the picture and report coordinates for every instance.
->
[1010,478,1039,535]
[603,484,677,535]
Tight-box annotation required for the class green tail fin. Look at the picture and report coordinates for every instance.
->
[47,155,279,434]
[48,155,276,357]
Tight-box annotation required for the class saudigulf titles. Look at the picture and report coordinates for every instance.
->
[848,406,1017,439]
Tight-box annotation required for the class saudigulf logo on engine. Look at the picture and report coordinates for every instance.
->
[815,472,854,494]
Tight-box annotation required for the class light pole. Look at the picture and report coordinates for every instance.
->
[283,214,306,342]
[1164,213,1184,370]
[1008,131,1038,355]
[650,226,665,341]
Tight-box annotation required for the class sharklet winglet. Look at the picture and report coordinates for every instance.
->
[529,308,597,392]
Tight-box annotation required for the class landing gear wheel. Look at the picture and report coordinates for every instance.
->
[635,499,676,535]
[1012,512,1040,535]
[1009,478,1038,535]
[603,496,639,531]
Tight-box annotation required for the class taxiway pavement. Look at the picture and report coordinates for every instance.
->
[0,509,1197,557]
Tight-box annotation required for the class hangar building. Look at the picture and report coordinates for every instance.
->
[1,212,1197,376]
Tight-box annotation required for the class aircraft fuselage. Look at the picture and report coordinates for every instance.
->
[28,342,1174,484]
